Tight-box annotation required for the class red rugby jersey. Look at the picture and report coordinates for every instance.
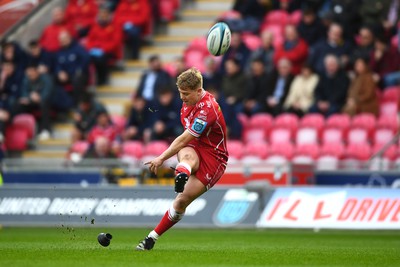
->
[180,91,229,162]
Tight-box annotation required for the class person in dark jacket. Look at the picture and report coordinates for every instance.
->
[136,55,173,106]
[123,95,155,142]
[308,23,353,74]
[14,64,54,140]
[27,40,53,74]
[72,92,108,143]
[309,54,350,117]
[1,41,28,82]
[297,8,326,46]
[261,58,294,116]
[221,57,248,110]
[240,58,268,116]
[219,31,251,75]
[151,87,181,141]
[0,61,22,110]
[55,30,90,104]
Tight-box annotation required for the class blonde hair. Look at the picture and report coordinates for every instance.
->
[176,67,203,90]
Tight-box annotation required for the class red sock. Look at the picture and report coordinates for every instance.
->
[175,162,191,176]
[154,207,184,236]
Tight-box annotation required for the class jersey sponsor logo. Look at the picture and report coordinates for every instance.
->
[198,102,205,108]
[198,115,207,120]
[191,118,207,134]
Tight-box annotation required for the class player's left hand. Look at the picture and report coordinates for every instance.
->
[144,157,164,174]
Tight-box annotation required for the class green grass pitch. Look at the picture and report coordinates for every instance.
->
[0,227,399,267]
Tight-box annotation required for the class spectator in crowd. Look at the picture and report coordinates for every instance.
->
[221,57,248,111]
[309,23,353,74]
[65,0,98,38]
[40,7,76,52]
[274,24,309,74]
[1,41,28,81]
[309,54,350,117]
[123,95,154,142]
[297,8,326,46]
[283,64,319,117]
[27,40,53,74]
[369,35,400,88]
[55,31,90,104]
[343,57,379,116]
[136,55,173,106]
[329,0,362,40]
[352,26,375,63]
[229,0,269,33]
[0,61,22,109]
[219,30,251,74]
[0,62,17,137]
[86,7,122,85]
[360,0,400,34]
[261,58,294,116]
[207,86,242,140]
[14,64,54,140]
[249,30,275,74]
[113,0,151,59]
[87,111,119,146]
[83,135,118,159]
[240,58,268,116]
[151,87,181,141]
[72,92,107,143]
[272,0,302,13]
[202,56,222,90]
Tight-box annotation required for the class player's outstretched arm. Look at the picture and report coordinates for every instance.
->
[145,130,195,174]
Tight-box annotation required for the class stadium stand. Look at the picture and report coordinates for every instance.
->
[1,0,400,179]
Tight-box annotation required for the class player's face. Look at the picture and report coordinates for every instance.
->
[178,87,202,106]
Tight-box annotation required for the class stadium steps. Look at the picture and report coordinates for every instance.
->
[23,0,233,159]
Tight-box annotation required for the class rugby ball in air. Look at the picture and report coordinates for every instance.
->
[206,22,231,56]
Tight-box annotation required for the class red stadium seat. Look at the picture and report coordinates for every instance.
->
[71,141,89,155]
[184,49,206,72]
[289,10,302,25]
[351,113,377,138]
[377,115,399,133]
[159,0,176,22]
[372,143,397,161]
[269,128,292,144]
[347,128,369,145]
[345,143,372,161]
[268,142,294,160]
[243,128,267,143]
[300,113,325,134]
[144,141,169,156]
[294,144,320,160]
[218,10,241,21]
[122,141,144,159]
[5,125,29,151]
[320,142,345,159]
[382,86,400,102]
[379,102,398,117]
[227,140,245,159]
[12,113,36,139]
[264,10,289,26]
[316,156,340,170]
[242,33,262,51]
[326,114,351,132]
[237,113,250,130]
[296,128,318,145]
[274,113,299,134]
[374,128,395,145]
[187,37,208,51]
[244,141,268,159]
[111,114,127,135]
[321,128,344,145]
[248,113,273,135]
